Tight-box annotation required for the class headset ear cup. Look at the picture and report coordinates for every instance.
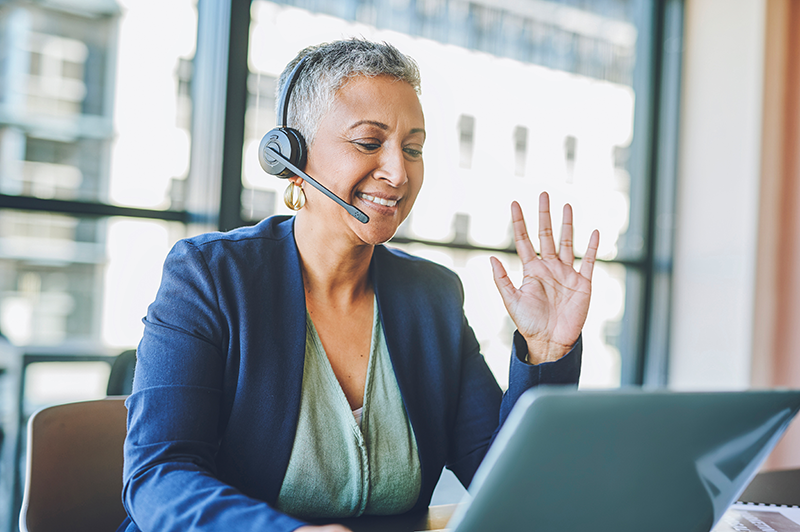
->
[285,127,307,170]
[258,127,307,178]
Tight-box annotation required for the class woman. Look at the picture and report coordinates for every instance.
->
[119,39,599,532]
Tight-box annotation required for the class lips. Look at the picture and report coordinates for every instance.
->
[357,192,399,208]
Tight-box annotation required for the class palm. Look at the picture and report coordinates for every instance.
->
[491,193,599,364]
[509,252,592,346]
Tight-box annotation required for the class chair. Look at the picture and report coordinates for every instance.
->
[18,397,129,532]
[106,349,136,396]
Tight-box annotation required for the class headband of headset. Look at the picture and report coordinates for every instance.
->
[277,55,309,128]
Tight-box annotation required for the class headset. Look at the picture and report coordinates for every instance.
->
[257,56,369,224]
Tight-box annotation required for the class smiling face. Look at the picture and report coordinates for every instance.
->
[295,74,425,247]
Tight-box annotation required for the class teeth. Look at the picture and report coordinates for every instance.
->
[359,193,398,207]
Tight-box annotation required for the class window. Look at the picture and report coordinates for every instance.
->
[0,0,195,346]
[0,0,683,527]
[24,33,88,116]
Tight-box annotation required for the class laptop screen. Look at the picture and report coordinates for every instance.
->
[446,387,800,532]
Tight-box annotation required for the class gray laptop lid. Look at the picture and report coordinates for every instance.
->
[447,387,800,532]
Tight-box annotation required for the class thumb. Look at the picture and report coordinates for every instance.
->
[490,256,517,304]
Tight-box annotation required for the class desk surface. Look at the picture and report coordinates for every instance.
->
[310,504,457,532]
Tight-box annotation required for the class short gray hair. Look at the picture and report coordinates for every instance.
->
[276,39,421,147]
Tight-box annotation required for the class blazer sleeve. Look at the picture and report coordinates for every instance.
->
[445,314,581,488]
[122,240,306,532]
[500,331,582,422]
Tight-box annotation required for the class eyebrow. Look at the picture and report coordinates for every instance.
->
[349,120,426,139]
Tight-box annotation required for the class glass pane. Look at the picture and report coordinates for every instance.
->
[242,65,281,223]
[109,1,196,210]
[101,217,187,348]
[247,0,638,255]
[0,210,103,345]
[246,0,649,386]
[0,211,184,347]
[0,0,196,210]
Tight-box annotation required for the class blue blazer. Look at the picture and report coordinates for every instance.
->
[120,216,581,531]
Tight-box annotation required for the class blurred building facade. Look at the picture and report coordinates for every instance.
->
[0,0,119,347]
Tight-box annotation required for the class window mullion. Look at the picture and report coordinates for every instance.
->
[187,0,234,233]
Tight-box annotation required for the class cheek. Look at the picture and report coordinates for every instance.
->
[402,172,423,215]
[409,163,424,198]
[307,151,362,195]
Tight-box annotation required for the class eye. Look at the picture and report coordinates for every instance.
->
[403,146,423,159]
[353,140,381,152]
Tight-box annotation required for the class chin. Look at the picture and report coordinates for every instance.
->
[356,225,399,246]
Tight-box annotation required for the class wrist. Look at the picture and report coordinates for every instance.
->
[524,337,572,365]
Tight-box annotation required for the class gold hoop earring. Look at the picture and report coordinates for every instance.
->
[283,182,306,211]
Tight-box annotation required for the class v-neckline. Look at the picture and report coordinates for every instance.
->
[305,295,379,430]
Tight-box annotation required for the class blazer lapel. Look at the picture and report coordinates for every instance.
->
[221,216,307,504]
[263,216,307,501]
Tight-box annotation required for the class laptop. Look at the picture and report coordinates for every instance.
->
[441,387,800,532]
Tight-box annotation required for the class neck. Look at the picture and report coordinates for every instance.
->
[293,212,374,305]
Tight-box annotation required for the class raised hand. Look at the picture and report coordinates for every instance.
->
[490,192,599,365]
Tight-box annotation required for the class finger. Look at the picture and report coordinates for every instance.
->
[558,203,574,266]
[490,256,517,303]
[579,229,600,280]
[537,192,557,259]
[510,201,537,264]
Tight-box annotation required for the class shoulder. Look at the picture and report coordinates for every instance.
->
[157,216,299,294]
[184,215,294,250]
[171,216,295,265]
[152,216,301,323]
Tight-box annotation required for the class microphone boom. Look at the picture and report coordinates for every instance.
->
[264,146,369,224]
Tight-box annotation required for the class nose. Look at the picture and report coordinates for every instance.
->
[374,145,408,187]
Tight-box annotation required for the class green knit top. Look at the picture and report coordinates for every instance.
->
[275,298,421,519]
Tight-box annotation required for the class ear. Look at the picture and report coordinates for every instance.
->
[289,176,304,186]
